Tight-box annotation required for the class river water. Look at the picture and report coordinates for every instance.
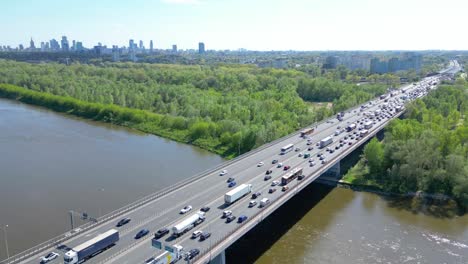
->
[1,98,467,263]
[0,98,224,259]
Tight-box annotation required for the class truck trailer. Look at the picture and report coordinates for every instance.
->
[64,229,119,264]
[151,240,184,264]
[346,123,356,132]
[172,212,205,237]
[225,184,253,204]
[319,136,333,149]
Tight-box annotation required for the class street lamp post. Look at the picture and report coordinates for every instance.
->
[2,224,10,259]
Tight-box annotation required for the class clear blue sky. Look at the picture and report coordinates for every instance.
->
[2,0,466,50]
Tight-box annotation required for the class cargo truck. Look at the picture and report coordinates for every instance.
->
[364,121,373,129]
[319,136,333,149]
[151,240,184,264]
[346,123,356,132]
[64,229,119,264]
[225,184,253,204]
[300,128,314,137]
[172,212,205,237]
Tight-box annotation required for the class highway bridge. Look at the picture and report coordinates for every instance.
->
[1,62,460,264]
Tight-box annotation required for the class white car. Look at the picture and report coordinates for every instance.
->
[40,252,59,263]
[277,162,283,168]
[271,180,280,186]
[191,230,203,238]
[249,200,257,207]
[257,162,264,167]
[219,170,228,176]
[180,205,192,214]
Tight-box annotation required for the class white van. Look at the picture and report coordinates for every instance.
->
[259,198,270,207]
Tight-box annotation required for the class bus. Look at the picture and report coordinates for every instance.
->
[281,167,303,185]
[280,144,294,155]
[300,128,314,137]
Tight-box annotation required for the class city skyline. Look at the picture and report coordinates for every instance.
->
[1,0,468,51]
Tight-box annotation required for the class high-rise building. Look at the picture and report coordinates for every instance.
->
[198,42,205,54]
[72,40,76,51]
[29,38,35,50]
[75,42,84,52]
[40,42,46,51]
[149,40,154,53]
[112,45,120,62]
[19,44,24,50]
[129,39,135,50]
[50,39,60,51]
[139,40,144,50]
[61,36,69,52]
[45,42,50,50]
[323,56,338,69]
[172,44,177,53]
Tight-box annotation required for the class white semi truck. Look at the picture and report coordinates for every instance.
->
[171,212,205,237]
[151,240,184,264]
[319,136,333,148]
[224,184,253,204]
[64,229,119,264]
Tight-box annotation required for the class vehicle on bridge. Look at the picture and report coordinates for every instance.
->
[40,252,58,263]
[281,167,303,185]
[172,211,206,237]
[224,184,253,204]
[280,143,294,154]
[260,198,270,207]
[63,229,119,264]
[300,127,314,137]
[319,136,333,148]
[150,240,184,264]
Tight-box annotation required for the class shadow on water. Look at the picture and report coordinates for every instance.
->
[225,182,336,264]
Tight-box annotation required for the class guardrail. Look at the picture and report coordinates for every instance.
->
[0,78,431,264]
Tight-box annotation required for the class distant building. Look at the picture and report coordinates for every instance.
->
[198,42,205,54]
[112,45,120,62]
[323,56,338,69]
[72,40,76,51]
[61,36,69,52]
[129,39,135,50]
[172,44,177,53]
[370,53,422,74]
[149,40,153,53]
[139,40,144,51]
[19,44,24,51]
[75,42,84,52]
[40,42,46,51]
[29,38,35,50]
[50,39,60,51]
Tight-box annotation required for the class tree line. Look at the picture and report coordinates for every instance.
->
[362,85,468,210]
[0,59,387,157]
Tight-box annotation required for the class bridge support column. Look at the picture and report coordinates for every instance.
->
[325,161,341,178]
[209,250,226,264]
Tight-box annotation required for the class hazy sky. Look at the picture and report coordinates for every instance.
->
[2,0,466,50]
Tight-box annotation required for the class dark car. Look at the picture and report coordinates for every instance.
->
[265,169,273,175]
[227,177,235,183]
[135,229,149,239]
[200,232,211,241]
[228,181,236,188]
[200,206,210,212]
[185,249,200,260]
[252,192,261,199]
[238,215,248,223]
[283,165,290,170]
[269,188,276,193]
[154,228,169,239]
[116,218,131,227]
[264,175,272,181]
[226,215,236,223]
[272,159,278,164]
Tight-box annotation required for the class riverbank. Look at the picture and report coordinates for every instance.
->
[0,83,232,158]
[334,161,466,216]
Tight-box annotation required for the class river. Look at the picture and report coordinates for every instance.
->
[0,98,224,259]
[1,98,467,263]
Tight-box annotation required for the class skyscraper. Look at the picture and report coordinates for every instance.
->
[172,44,177,53]
[139,40,144,50]
[61,36,69,52]
[150,40,154,53]
[29,38,35,50]
[50,39,60,51]
[198,42,205,54]
[129,39,135,50]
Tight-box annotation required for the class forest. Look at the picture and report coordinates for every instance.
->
[0,59,387,157]
[356,85,468,210]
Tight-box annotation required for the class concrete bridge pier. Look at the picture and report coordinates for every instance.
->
[209,250,226,264]
[325,160,341,178]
